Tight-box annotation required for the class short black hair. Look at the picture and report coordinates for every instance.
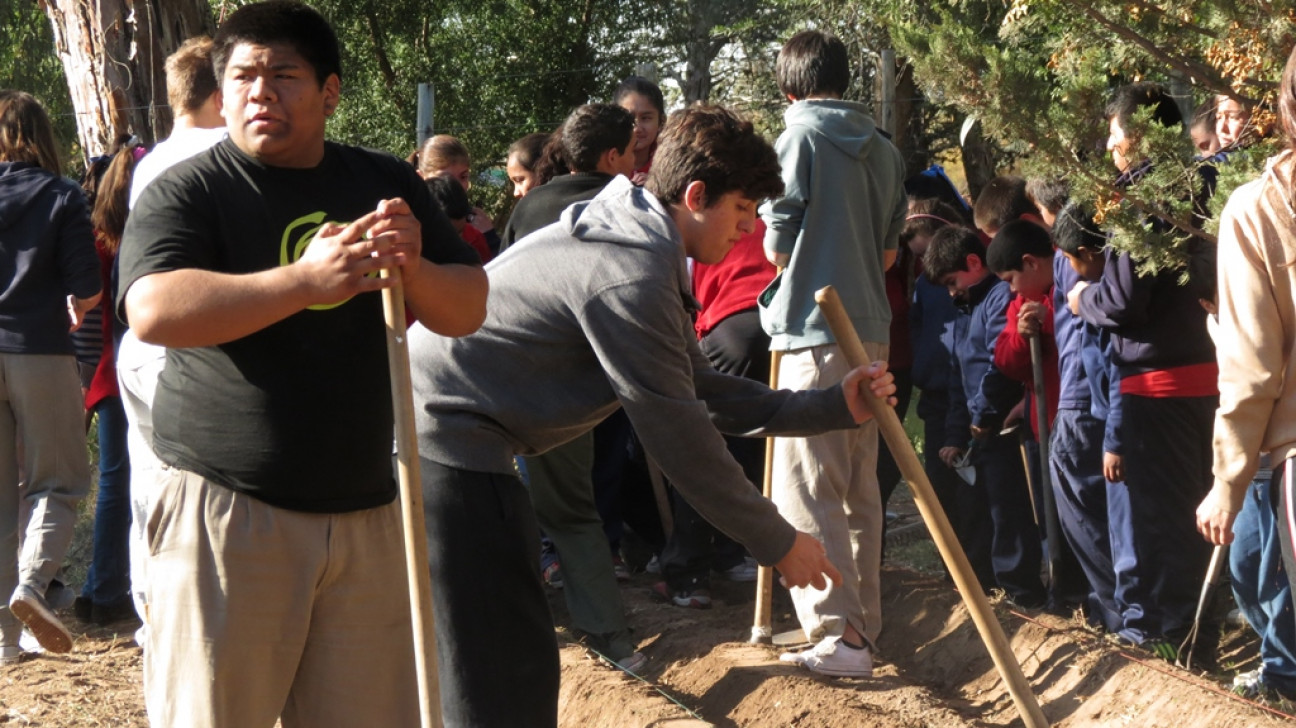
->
[923,226,985,281]
[646,105,783,207]
[425,175,471,221]
[776,30,849,100]
[213,1,341,86]
[1052,202,1108,256]
[561,104,634,173]
[972,176,1036,234]
[987,219,1054,274]
[1106,82,1182,131]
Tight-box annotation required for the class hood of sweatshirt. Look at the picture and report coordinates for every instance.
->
[0,162,61,231]
[560,175,694,301]
[784,99,880,160]
[1262,149,1296,219]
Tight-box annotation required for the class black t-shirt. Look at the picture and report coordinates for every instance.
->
[118,139,480,512]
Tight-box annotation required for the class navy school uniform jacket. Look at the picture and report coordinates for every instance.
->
[1056,255,1124,455]
[944,274,1018,448]
[1074,248,1214,378]
[909,272,960,421]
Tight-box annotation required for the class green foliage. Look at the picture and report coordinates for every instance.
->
[873,0,1296,273]
[0,0,79,172]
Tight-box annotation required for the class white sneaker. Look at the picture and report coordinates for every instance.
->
[611,651,648,674]
[716,556,759,582]
[780,637,873,677]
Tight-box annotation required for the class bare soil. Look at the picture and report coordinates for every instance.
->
[2,504,1292,726]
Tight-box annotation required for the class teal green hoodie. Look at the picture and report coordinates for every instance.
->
[759,99,907,350]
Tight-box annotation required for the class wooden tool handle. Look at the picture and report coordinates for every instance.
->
[382,271,443,728]
[816,285,1049,728]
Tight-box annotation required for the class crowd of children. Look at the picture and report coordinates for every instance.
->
[7,2,1296,724]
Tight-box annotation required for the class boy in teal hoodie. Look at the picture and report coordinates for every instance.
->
[760,29,908,677]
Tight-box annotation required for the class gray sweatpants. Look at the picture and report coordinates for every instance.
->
[0,353,90,646]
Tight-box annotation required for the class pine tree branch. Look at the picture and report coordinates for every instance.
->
[1067,2,1230,94]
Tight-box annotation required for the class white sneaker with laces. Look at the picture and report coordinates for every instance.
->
[779,637,873,677]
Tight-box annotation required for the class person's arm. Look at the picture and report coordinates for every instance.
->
[577,273,835,586]
[969,290,1018,431]
[1198,188,1282,544]
[366,198,487,337]
[992,296,1033,383]
[761,130,812,268]
[57,182,103,330]
[126,213,400,346]
[1072,251,1151,330]
[1102,340,1124,481]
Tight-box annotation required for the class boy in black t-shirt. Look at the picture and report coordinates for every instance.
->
[116,3,486,726]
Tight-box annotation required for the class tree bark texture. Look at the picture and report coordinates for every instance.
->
[39,0,213,159]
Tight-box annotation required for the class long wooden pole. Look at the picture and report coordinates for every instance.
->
[816,286,1049,728]
[750,348,784,644]
[381,271,442,728]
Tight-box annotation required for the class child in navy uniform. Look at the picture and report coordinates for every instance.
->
[1069,83,1217,657]
[1048,203,1127,632]
[904,200,971,568]
[925,226,1045,606]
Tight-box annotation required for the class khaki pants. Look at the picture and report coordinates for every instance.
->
[0,353,89,646]
[116,330,165,633]
[143,467,419,728]
[772,342,886,645]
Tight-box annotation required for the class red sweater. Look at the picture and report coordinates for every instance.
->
[886,247,916,369]
[993,290,1059,434]
[692,220,775,340]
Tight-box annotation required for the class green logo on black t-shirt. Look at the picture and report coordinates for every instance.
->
[280,210,354,311]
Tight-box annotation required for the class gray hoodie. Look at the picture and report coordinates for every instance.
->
[410,176,858,565]
[760,99,907,350]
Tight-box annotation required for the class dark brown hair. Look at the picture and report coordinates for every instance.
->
[646,105,782,207]
[0,90,61,174]
[91,146,139,254]
[776,30,849,100]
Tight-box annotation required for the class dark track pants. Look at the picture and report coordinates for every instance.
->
[1110,394,1216,643]
[1050,408,1121,631]
[423,460,560,728]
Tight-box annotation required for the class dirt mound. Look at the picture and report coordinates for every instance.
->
[554,566,1294,727]
[1,564,1291,726]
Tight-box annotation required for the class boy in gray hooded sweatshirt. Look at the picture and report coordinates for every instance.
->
[409,106,896,727]
[759,30,908,677]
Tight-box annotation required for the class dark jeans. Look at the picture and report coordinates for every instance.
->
[661,309,765,591]
[422,459,559,728]
[83,396,131,607]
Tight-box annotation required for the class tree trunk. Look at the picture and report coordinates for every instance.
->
[893,60,928,178]
[39,0,213,160]
[679,0,728,104]
[960,118,997,202]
